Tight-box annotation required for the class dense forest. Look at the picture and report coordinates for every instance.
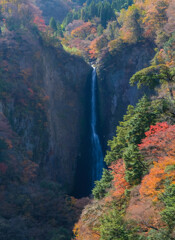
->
[0,0,175,239]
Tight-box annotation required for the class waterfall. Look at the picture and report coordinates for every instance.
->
[91,66,103,185]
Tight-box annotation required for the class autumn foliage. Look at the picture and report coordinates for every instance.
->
[110,159,130,198]
[139,122,175,200]
[33,16,46,32]
[140,154,175,201]
[71,22,96,39]
[138,122,175,162]
[89,36,107,59]
[142,0,169,39]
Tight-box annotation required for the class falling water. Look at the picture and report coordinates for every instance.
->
[91,66,103,185]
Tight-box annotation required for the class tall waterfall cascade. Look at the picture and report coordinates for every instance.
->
[91,66,104,185]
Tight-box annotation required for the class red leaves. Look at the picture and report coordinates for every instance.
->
[110,159,129,198]
[139,122,175,201]
[138,122,175,161]
[144,122,169,137]
[33,16,46,32]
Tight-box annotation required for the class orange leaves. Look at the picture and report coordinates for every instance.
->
[71,22,96,39]
[142,0,169,38]
[89,38,99,59]
[73,222,80,239]
[139,122,175,200]
[89,36,107,59]
[140,155,175,201]
[110,159,129,198]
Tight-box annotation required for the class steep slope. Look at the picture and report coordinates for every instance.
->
[97,41,155,148]
[0,0,93,238]
[41,46,91,191]
[1,31,91,192]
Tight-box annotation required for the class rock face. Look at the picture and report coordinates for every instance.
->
[1,31,155,195]
[0,31,91,192]
[40,47,91,191]
[96,41,155,149]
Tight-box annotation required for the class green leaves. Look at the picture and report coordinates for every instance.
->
[100,209,140,240]
[130,64,175,99]
[123,144,145,184]
[49,17,57,31]
[104,95,162,184]
[160,184,175,231]
[92,169,113,199]
[130,65,161,89]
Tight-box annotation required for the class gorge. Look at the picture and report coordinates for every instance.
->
[1,0,175,239]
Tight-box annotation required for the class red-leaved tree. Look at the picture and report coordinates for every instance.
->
[138,122,175,163]
[110,159,130,198]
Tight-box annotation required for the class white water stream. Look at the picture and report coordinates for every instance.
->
[91,67,104,184]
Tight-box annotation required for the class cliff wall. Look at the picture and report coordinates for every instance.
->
[0,31,91,192]
[96,41,155,148]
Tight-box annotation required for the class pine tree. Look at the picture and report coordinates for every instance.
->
[49,17,57,31]
[56,21,63,37]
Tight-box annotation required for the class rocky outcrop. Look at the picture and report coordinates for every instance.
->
[96,41,155,148]
[40,47,91,191]
[0,31,91,192]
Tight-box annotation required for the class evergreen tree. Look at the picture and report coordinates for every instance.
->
[49,17,57,31]
[92,169,113,199]
[89,1,97,18]
[56,21,63,37]
[81,8,88,21]
[62,12,73,28]
[97,24,104,36]
[100,209,139,240]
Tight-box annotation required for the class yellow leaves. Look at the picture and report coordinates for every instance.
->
[142,0,170,38]
[73,223,80,239]
[118,5,143,44]
[0,0,20,13]
[71,22,95,39]
[108,38,123,52]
